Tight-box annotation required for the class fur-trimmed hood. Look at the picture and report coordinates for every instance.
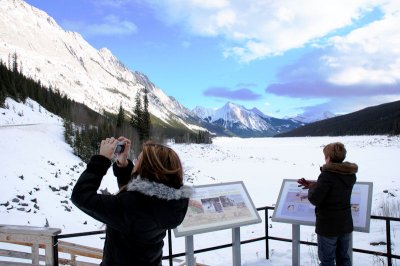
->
[125,176,192,230]
[126,176,193,201]
[321,161,358,175]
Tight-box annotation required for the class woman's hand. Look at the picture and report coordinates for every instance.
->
[115,136,131,167]
[100,137,118,160]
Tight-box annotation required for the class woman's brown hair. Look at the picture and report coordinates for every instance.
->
[132,141,183,188]
[323,142,347,163]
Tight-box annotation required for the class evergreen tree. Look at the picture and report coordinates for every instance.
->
[131,90,144,140]
[8,54,11,70]
[19,61,23,75]
[63,120,74,146]
[0,70,6,107]
[0,86,5,107]
[18,72,28,101]
[74,129,82,158]
[130,89,152,142]
[116,103,125,128]
[142,88,150,141]
[7,79,17,98]
[131,90,142,127]
[12,52,18,73]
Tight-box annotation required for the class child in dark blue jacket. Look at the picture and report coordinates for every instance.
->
[298,142,357,266]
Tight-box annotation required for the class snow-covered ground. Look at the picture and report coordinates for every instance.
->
[1,98,399,265]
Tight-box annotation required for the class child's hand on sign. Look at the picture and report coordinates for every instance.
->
[297,178,316,189]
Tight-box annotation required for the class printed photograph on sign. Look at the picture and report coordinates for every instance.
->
[280,189,315,219]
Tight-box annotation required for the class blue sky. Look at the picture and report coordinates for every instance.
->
[25,0,400,118]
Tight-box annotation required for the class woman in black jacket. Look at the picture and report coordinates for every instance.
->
[298,142,357,266]
[71,137,192,266]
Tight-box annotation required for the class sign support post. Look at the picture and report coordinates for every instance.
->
[232,227,241,266]
[292,224,300,266]
[185,235,195,266]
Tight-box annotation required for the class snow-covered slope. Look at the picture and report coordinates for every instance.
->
[1,98,399,265]
[0,98,104,232]
[0,0,197,128]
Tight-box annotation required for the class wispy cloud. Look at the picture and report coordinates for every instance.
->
[297,95,400,117]
[203,87,261,100]
[146,0,385,62]
[86,15,137,36]
[62,15,137,37]
[324,14,400,88]
[96,0,133,8]
[266,80,400,98]
[235,82,257,88]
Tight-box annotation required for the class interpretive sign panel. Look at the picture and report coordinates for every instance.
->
[271,179,373,232]
[174,181,261,237]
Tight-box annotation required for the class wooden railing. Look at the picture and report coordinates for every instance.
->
[0,224,105,265]
[0,224,60,265]
[57,240,102,266]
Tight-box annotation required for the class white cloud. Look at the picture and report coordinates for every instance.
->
[86,15,137,36]
[63,15,137,37]
[190,0,229,9]
[259,0,400,101]
[326,4,400,86]
[97,0,133,8]
[146,0,385,62]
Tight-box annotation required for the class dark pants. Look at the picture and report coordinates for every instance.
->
[317,233,351,266]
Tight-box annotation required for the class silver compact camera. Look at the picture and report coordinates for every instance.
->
[114,141,126,154]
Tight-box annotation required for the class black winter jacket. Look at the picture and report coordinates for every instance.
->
[308,162,357,237]
[71,155,192,266]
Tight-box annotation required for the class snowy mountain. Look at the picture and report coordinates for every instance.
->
[292,111,337,123]
[0,0,201,131]
[0,0,307,138]
[193,102,304,137]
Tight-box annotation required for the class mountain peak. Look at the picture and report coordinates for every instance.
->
[99,47,113,58]
[192,102,303,136]
[223,101,242,109]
